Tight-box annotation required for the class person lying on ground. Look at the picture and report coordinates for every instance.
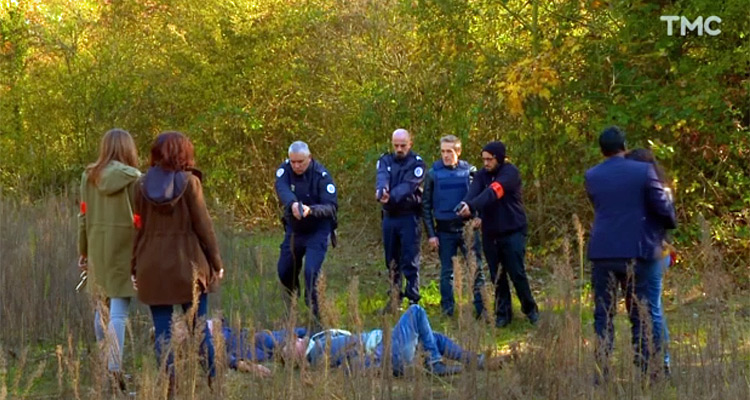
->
[181,305,509,379]
[299,304,509,376]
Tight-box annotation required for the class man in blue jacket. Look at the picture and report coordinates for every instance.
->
[584,126,676,378]
[422,135,487,317]
[376,129,426,308]
[457,141,538,328]
[275,141,338,320]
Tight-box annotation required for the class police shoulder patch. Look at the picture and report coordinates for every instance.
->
[414,166,424,177]
[327,184,336,194]
[276,168,285,178]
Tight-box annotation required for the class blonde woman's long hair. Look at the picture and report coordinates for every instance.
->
[86,129,139,185]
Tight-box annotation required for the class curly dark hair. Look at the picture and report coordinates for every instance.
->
[149,131,195,171]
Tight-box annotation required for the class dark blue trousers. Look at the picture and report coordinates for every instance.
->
[482,230,538,322]
[382,214,421,304]
[437,229,486,316]
[592,258,661,374]
[277,225,330,318]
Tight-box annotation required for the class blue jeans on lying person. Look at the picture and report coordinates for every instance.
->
[311,305,477,375]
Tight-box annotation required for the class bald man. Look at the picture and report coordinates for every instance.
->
[375,129,426,309]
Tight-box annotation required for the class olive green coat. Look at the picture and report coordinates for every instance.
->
[78,161,141,298]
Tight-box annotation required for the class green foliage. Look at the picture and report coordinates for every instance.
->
[1,0,748,277]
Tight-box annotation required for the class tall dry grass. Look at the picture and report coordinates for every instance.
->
[1,192,749,399]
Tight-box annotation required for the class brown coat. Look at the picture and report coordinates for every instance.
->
[131,170,223,305]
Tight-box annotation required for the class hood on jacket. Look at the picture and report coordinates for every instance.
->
[96,161,141,195]
[143,166,190,205]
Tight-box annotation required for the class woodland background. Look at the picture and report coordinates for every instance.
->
[0,1,749,398]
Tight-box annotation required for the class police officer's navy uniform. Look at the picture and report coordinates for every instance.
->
[463,142,538,327]
[422,159,486,316]
[275,158,337,318]
[375,150,426,304]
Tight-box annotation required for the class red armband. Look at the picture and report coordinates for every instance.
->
[490,182,504,199]
[80,201,87,215]
[133,214,142,230]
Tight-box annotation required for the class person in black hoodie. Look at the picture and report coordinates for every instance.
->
[274,141,338,320]
[457,141,539,328]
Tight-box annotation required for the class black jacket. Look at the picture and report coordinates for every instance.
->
[463,162,527,237]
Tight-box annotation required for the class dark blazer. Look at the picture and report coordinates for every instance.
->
[585,155,676,260]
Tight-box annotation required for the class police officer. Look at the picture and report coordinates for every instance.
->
[275,141,337,319]
[376,129,426,308]
[422,135,486,317]
[457,141,538,328]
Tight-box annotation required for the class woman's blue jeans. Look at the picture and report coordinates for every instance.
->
[149,292,215,378]
[94,297,131,372]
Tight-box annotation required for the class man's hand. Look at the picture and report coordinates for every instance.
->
[472,218,482,229]
[302,204,311,218]
[78,256,88,272]
[379,188,390,204]
[131,275,138,291]
[218,268,225,280]
[237,360,272,378]
[428,236,439,250]
[292,202,303,220]
[457,202,471,217]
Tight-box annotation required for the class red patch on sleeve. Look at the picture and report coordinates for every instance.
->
[490,182,504,199]
[80,201,87,215]
[133,214,142,230]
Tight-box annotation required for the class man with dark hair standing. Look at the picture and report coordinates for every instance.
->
[376,129,426,309]
[584,126,676,380]
[457,141,538,328]
[275,141,338,320]
[422,135,486,317]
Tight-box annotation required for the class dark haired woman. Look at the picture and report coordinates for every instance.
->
[131,131,224,389]
[626,148,675,376]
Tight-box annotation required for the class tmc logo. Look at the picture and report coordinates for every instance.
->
[660,16,722,36]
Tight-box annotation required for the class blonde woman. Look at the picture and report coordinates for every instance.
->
[78,129,141,390]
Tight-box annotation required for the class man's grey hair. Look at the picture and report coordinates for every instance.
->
[288,141,311,157]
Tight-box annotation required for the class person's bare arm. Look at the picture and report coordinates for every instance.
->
[237,360,272,378]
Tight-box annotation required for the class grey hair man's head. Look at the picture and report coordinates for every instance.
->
[288,141,312,175]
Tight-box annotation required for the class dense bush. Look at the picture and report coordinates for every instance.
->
[1,0,748,280]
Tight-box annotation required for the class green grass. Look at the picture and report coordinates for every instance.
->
[2,196,750,399]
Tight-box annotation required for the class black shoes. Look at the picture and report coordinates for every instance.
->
[528,310,540,326]
[495,318,510,328]
[427,361,463,376]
